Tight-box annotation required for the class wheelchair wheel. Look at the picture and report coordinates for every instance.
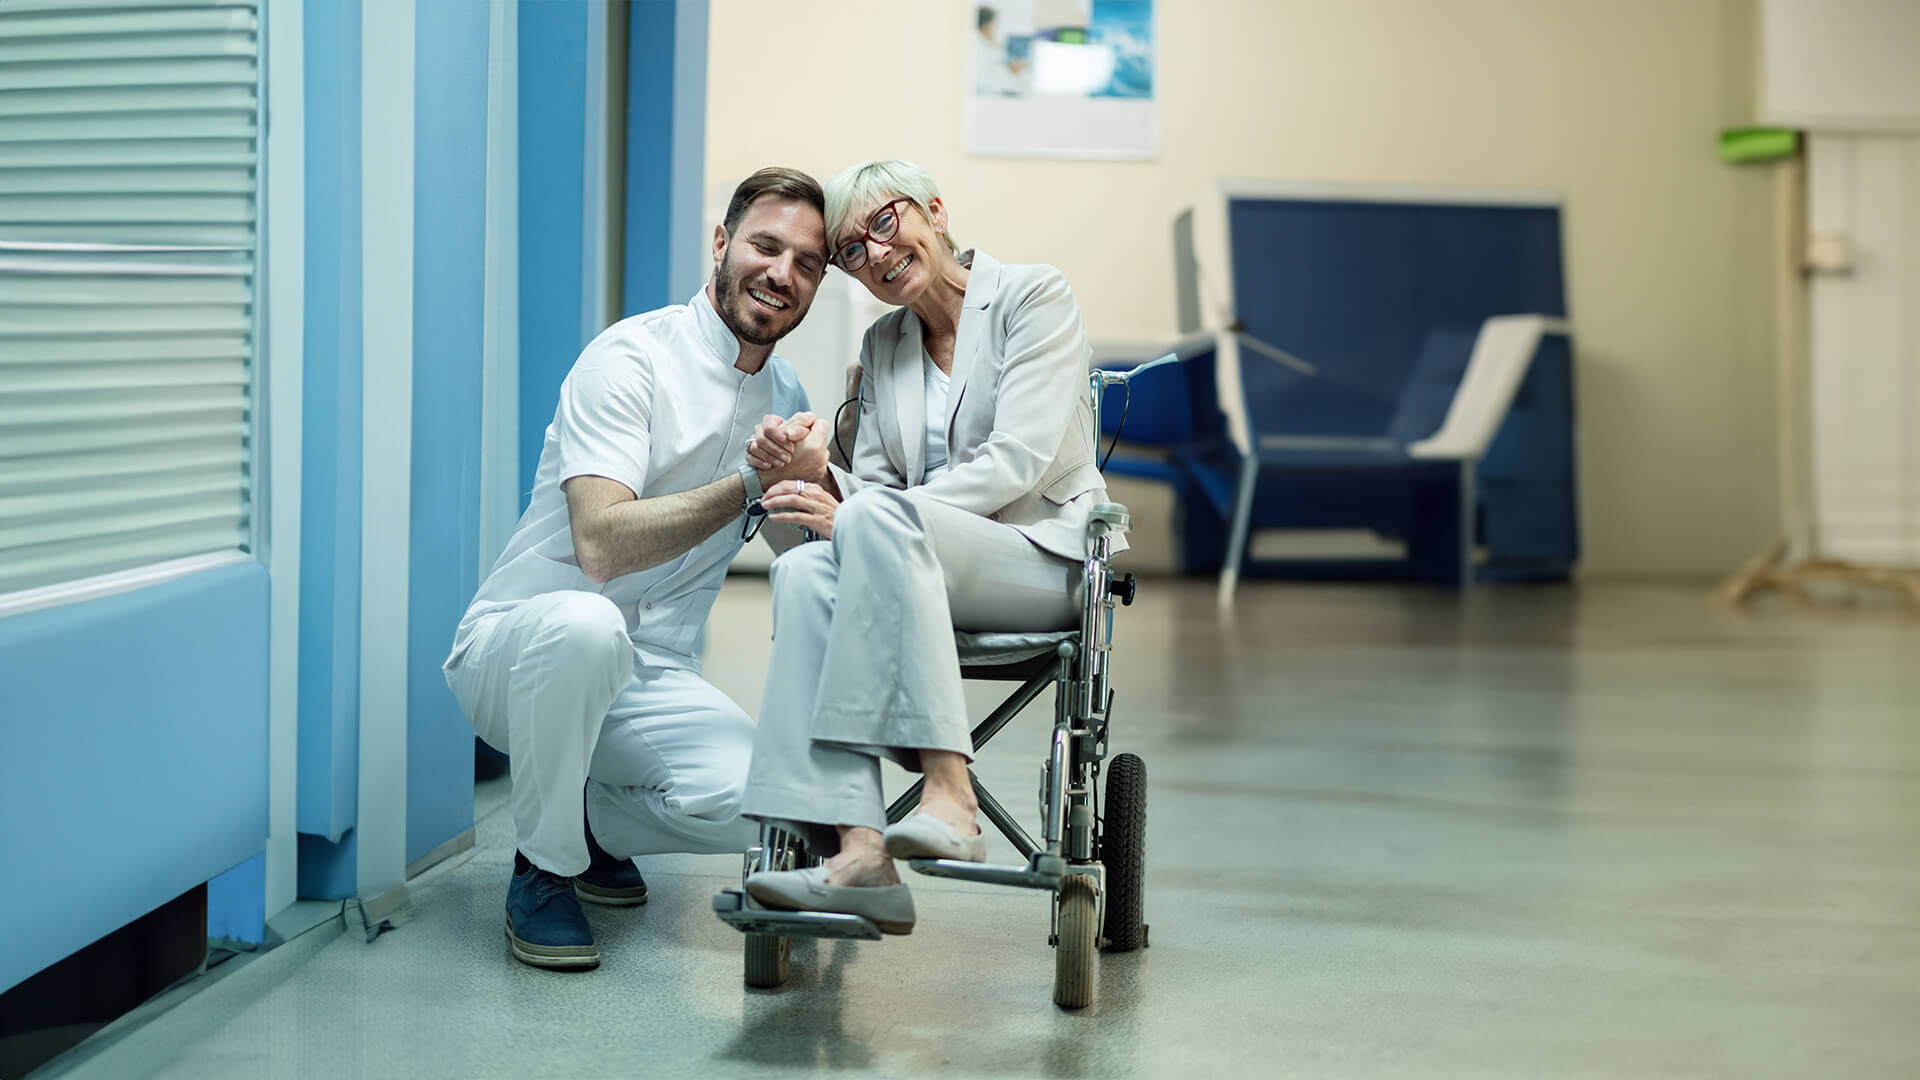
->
[744,932,790,988]
[1052,874,1099,1008]
[1099,752,1147,952]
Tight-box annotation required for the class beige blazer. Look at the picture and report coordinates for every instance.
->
[828,249,1125,562]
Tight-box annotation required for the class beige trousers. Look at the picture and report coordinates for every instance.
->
[741,486,1082,857]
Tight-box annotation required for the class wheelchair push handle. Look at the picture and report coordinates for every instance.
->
[1087,351,1187,470]
[1090,351,1181,391]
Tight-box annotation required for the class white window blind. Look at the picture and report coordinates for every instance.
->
[0,0,259,597]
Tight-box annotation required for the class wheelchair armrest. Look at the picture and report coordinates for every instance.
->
[1088,501,1131,539]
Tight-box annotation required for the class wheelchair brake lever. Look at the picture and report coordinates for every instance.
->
[1108,573,1137,606]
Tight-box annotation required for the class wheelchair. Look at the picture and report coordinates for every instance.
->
[712,356,1175,1009]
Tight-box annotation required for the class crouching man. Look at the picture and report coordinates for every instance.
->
[443,167,833,969]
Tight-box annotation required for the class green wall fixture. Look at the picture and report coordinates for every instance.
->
[1718,127,1800,164]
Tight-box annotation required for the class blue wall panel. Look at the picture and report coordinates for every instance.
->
[298,0,364,850]
[622,0,674,318]
[0,564,270,992]
[516,0,588,506]
[407,0,489,863]
[625,0,707,318]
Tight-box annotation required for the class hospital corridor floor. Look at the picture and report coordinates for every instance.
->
[38,578,1920,1079]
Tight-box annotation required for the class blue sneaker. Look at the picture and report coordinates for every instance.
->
[575,817,649,907]
[505,852,598,969]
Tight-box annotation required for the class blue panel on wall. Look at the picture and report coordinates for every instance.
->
[623,0,676,318]
[516,0,588,507]
[406,0,489,863]
[0,564,270,992]
[298,0,363,843]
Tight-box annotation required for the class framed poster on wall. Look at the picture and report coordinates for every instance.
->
[966,0,1156,160]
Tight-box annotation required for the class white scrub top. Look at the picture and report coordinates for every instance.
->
[923,352,951,480]
[449,287,808,672]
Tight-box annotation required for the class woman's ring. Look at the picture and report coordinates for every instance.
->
[796,480,806,495]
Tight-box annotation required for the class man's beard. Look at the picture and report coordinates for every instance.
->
[714,248,806,348]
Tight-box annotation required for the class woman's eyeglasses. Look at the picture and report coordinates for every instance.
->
[831,198,911,273]
[740,499,768,542]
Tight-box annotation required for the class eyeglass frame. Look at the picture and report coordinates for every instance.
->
[830,197,913,273]
[740,498,768,543]
[740,498,818,545]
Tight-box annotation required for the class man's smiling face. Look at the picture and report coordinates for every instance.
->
[712,194,827,348]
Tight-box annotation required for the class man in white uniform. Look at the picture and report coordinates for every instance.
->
[443,167,834,970]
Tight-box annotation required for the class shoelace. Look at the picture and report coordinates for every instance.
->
[524,871,573,912]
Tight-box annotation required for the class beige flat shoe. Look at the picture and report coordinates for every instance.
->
[883,813,987,863]
[745,865,916,935]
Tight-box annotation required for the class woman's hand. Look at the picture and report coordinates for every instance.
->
[761,478,838,539]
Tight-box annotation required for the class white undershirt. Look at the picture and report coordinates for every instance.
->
[923,350,951,481]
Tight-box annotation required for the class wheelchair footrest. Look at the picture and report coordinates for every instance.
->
[906,857,1064,891]
[711,889,884,941]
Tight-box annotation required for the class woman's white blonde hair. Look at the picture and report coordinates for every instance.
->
[823,159,960,259]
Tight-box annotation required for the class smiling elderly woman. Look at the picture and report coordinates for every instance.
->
[732,159,1125,934]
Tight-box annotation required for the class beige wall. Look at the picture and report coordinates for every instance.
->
[707,0,1781,579]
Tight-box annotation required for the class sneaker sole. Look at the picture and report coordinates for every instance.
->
[504,924,600,970]
[574,881,648,906]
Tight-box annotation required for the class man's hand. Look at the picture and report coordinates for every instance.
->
[745,412,808,472]
[761,478,838,539]
[746,411,828,486]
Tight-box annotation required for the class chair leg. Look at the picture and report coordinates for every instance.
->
[1455,460,1475,588]
[1218,454,1259,607]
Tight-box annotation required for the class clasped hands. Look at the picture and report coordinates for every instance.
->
[746,411,838,539]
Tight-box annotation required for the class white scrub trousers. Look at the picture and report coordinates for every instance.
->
[741,487,1082,857]
[444,590,759,877]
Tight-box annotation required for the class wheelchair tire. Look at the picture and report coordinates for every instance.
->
[1052,874,1099,1009]
[744,933,789,988]
[1099,752,1147,952]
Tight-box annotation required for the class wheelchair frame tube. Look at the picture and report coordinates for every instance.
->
[1081,532,1117,719]
[1080,368,1119,721]
[880,664,1055,827]
[1044,650,1073,851]
[968,666,1056,750]
[972,771,1038,859]
[884,779,924,826]
[756,822,797,874]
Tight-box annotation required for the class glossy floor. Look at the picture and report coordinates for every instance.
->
[45,580,1920,1078]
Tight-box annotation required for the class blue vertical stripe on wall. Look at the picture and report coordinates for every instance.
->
[515,0,588,507]
[624,0,708,318]
[297,0,364,853]
[406,0,489,863]
[621,0,673,317]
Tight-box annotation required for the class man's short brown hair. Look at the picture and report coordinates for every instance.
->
[722,166,825,236]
